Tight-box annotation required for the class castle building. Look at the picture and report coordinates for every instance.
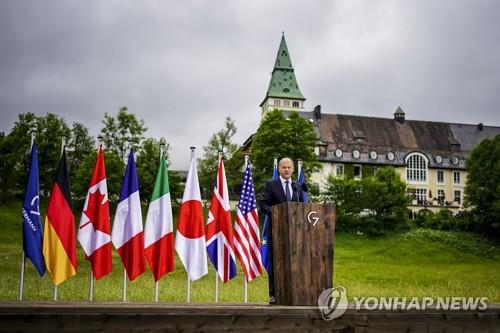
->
[255,34,500,213]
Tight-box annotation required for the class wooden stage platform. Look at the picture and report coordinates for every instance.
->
[1,301,499,332]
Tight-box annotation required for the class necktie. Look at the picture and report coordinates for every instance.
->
[285,180,292,201]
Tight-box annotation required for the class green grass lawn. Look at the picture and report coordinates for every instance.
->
[1,200,499,302]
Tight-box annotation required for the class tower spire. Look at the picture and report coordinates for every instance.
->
[260,34,306,116]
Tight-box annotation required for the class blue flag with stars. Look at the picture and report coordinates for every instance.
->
[260,162,278,274]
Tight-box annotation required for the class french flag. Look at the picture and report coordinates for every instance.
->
[111,149,146,281]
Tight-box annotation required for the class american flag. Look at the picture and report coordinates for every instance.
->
[234,162,263,282]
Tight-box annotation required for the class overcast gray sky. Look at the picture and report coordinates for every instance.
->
[1,0,499,169]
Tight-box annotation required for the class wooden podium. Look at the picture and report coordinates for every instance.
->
[271,202,335,305]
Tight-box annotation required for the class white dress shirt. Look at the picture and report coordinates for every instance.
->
[279,176,293,200]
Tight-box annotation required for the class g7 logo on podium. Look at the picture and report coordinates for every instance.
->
[307,211,319,226]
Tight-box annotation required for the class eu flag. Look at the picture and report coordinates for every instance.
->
[22,143,45,276]
[298,166,309,203]
[260,162,278,274]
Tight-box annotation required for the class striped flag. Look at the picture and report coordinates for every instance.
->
[22,142,45,276]
[261,159,278,274]
[175,154,207,281]
[144,153,175,281]
[43,150,77,285]
[111,149,146,281]
[234,161,262,282]
[77,146,112,280]
[206,157,237,283]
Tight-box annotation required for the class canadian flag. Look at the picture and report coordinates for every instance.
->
[175,153,207,281]
[77,146,112,279]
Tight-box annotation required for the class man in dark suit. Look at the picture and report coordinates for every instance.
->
[260,157,307,304]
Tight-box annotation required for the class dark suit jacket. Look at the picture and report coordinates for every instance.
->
[260,178,306,216]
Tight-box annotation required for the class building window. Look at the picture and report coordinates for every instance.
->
[415,188,427,205]
[406,153,428,182]
[292,101,299,107]
[274,100,281,106]
[437,189,445,205]
[437,170,444,184]
[372,166,378,175]
[336,164,344,178]
[354,165,362,179]
[454,190,461,204]
[283,100,290,107]
[453,171,460,184]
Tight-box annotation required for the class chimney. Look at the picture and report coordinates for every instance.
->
[394,106,405,124]
[477,123,484,131]
[314,105,322,119]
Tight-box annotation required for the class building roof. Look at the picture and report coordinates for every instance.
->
[260,34,305,106]
[308,107,500,170]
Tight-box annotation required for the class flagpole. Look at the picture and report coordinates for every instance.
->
[153,142,166,304]
[186,275,191,303]
[243,154,250,303]
[19,253,25,301]
[89,270,94,301]
[214,271,219,303]
[212,151,224,303]
[18,131,37,301]
[186,146,196,303]
[244,278,248,303]
[87,136,103,303]
[122,268,127,302]
[297,159,302,179]
[52,135,67,301]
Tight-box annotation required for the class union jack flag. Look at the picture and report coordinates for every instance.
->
[234,161,263,282]
[206,157,237,283]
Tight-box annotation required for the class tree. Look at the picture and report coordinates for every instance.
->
[35,113,72,194]
[322,167,409,235]
[464,134,500,239]
[198,117,242,200]
[251,110,319,192]
[363,167,409,232]
[99,107,147,160]
[136,138,166,203]
[0,112,73,199]
[133,137,182,206]
[67,122,95,189]
[0,112,37,201]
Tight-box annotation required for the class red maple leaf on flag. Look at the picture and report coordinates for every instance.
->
[81,189,109,234]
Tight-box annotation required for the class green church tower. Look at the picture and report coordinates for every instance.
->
[260,33,306,116]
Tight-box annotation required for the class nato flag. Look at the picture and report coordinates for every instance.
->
[22,143,45,276]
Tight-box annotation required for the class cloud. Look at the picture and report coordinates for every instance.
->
[1,0,499,169]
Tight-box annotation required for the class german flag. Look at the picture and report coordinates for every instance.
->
[43,150,77,285]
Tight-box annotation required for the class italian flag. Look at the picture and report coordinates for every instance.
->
[144,154,175,281]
